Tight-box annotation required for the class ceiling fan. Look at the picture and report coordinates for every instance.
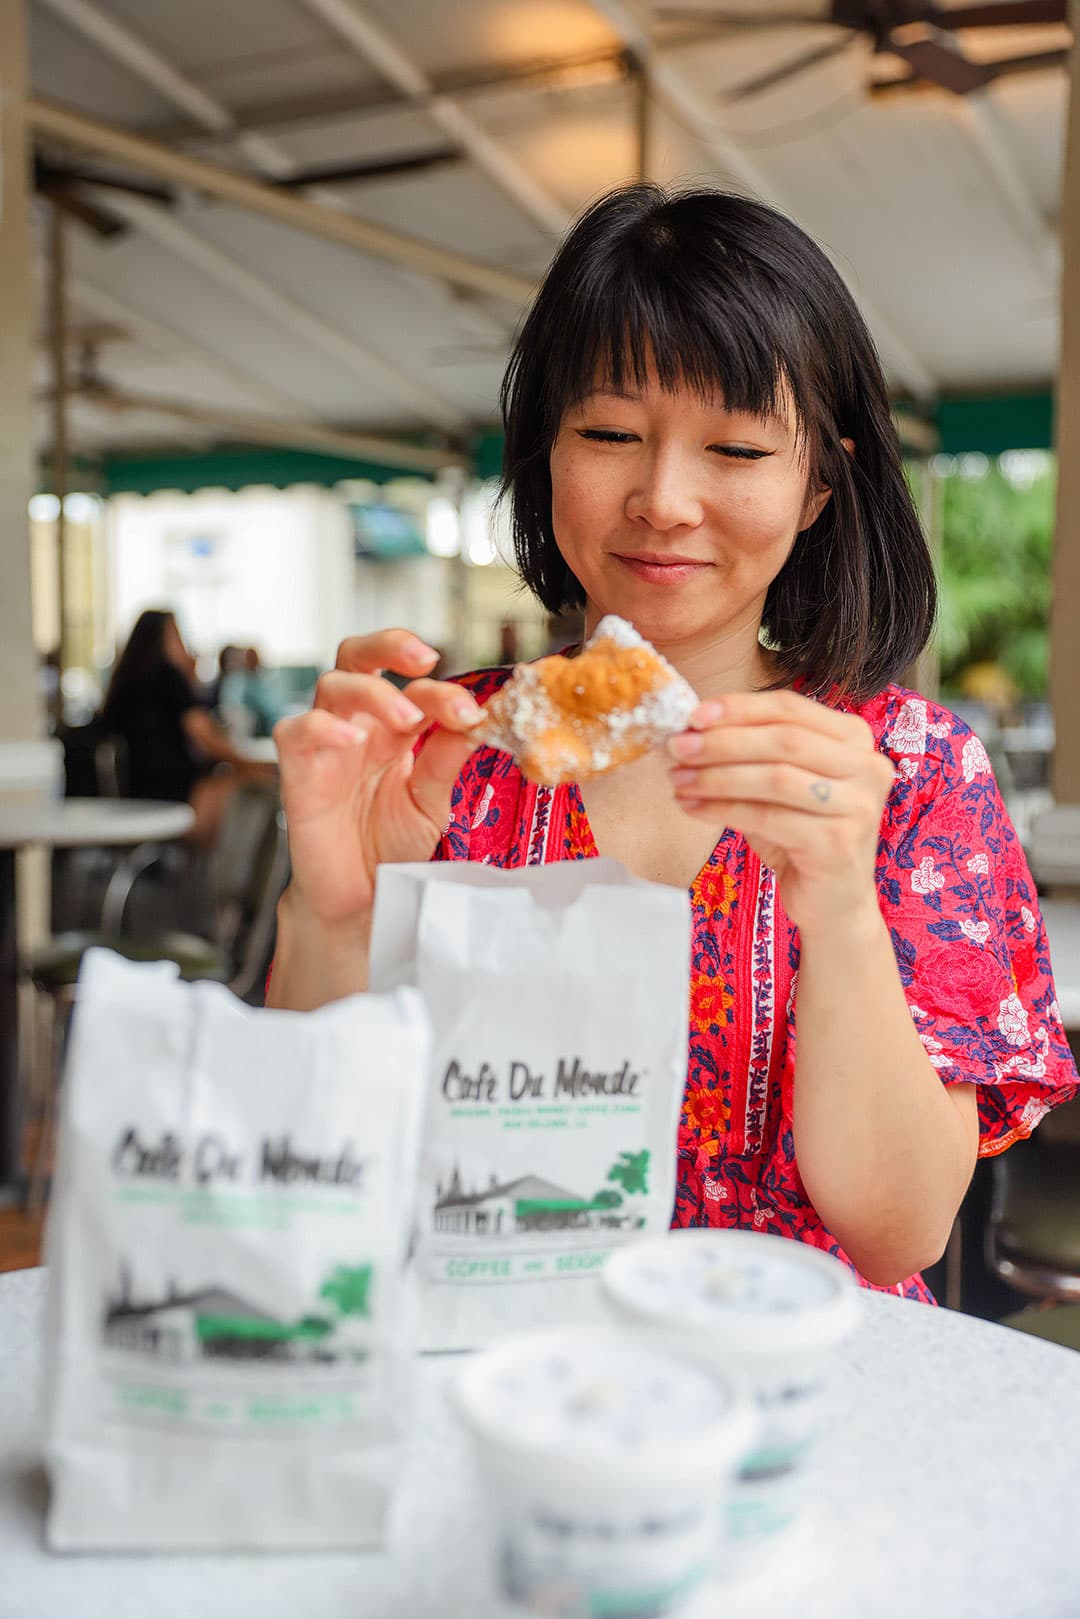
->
[650,1,1071,102]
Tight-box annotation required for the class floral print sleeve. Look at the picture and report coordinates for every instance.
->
[867,690,1078,1155]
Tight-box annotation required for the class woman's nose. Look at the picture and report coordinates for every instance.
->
[624,448,704,531]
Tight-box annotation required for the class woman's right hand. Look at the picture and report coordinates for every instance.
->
[273,630,483,931]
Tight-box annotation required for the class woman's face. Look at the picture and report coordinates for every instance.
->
[549,369,835,664]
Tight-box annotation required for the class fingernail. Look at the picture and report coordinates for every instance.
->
[453,699,481,725]
[393,696,426,726]
[690,701,723,730]
[668,731,703,761]
[670,767,699,788]
[344,715,370,742]
[406,637,438,662]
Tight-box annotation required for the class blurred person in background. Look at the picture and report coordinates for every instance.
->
[101,608,273,849]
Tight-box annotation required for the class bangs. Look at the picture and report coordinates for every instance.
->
[542,197,816,450]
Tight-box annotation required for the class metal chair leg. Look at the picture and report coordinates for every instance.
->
[26,994,66,1216]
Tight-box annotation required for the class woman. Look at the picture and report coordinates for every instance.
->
[268,185,1078,1300]
[102,608,271,848]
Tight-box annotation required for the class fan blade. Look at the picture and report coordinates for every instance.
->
[59,170,174,205]
[274,145,462,190]
[930,1,1068,29]
[971,44,1069,78]
[34,156,173,206]
[36,184,127,240]
[651,8,829,27]
[887,35,990,91]
[722,33,857,100]
[868,42,1067,93]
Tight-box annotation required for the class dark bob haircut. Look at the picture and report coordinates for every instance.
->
[500,183,935,699]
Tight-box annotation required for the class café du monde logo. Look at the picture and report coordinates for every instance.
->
[101,1260,374,1366]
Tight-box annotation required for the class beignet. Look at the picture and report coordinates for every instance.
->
[472,616,699,786]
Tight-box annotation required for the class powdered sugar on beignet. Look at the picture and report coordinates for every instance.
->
[471,616,698,785]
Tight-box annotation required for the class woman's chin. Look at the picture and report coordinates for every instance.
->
[586,593,719,650]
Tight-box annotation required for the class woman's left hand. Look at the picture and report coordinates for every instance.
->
[667,690,895,936]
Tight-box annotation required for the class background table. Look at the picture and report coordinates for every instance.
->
[2,1267,1079,1618]
[0,800,195,1195]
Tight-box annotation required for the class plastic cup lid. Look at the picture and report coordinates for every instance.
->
[454,1323,752,1490]
[601,1229,860,1356]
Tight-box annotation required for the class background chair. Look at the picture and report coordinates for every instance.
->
[1027,805,1080,891]
[985,1093,1080,1306]
[999,1299,1080,1352]
[23,782,289,1209]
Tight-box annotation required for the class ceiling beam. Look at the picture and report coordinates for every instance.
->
[294,0,571,237]
[587,0,938,405]
[69,381,467,472]
[28,97,536,305]
[37,0,298,177]
[33,0,520,359]
[30,0,515,424]
[82,190,469,432]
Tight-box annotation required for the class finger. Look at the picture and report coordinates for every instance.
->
[688,691,874,748]
[671,762,856,815]
[409,727,481,830]
[680,797,827,853]
[402,678,486,735]
[334,628,439,678]
[274,708,370,760]
[312,669,428,733]
[669,721,864,778]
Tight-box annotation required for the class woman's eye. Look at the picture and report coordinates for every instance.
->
[577,429,638,444]
[710,445,770,460]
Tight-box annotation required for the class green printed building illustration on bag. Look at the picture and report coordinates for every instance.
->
[101,1262,374,1365]
[433,1151,651,1236]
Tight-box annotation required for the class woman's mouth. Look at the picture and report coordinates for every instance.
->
[613,553,713,586]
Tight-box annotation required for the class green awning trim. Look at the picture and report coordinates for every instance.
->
[99,445,437,496]
[474,429,504,483]
[933,392,1053,456]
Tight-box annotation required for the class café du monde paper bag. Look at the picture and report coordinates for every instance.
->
[41,948,429,1552]
[369,859,691,1352]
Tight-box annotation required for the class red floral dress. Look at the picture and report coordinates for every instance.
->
[429,673,1079,1303]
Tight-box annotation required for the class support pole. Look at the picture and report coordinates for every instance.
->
[632,53,651,184]
[1050,4,1080,804]
[49,205,69,674]
[0,0,40,742]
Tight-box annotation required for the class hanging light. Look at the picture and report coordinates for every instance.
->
[425,496,461,558]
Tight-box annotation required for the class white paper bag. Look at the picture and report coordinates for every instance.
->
[369,859,691,1351]
[42,948,429,1551]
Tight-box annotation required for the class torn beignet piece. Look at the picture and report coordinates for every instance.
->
[471,615,699,786]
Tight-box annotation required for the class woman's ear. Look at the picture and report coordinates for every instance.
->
[798,438,856,531]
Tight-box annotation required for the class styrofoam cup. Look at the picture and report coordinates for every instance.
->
[602,1229,859,1574]
[454,1323,754,1617]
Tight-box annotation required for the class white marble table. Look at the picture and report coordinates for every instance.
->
[0,801,195,1191]
[1043,898,1080,1031]
[2,1267,1079,1618]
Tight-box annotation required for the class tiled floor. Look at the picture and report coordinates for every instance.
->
[0,1119,47,1272]
[0,1203,44,1272]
